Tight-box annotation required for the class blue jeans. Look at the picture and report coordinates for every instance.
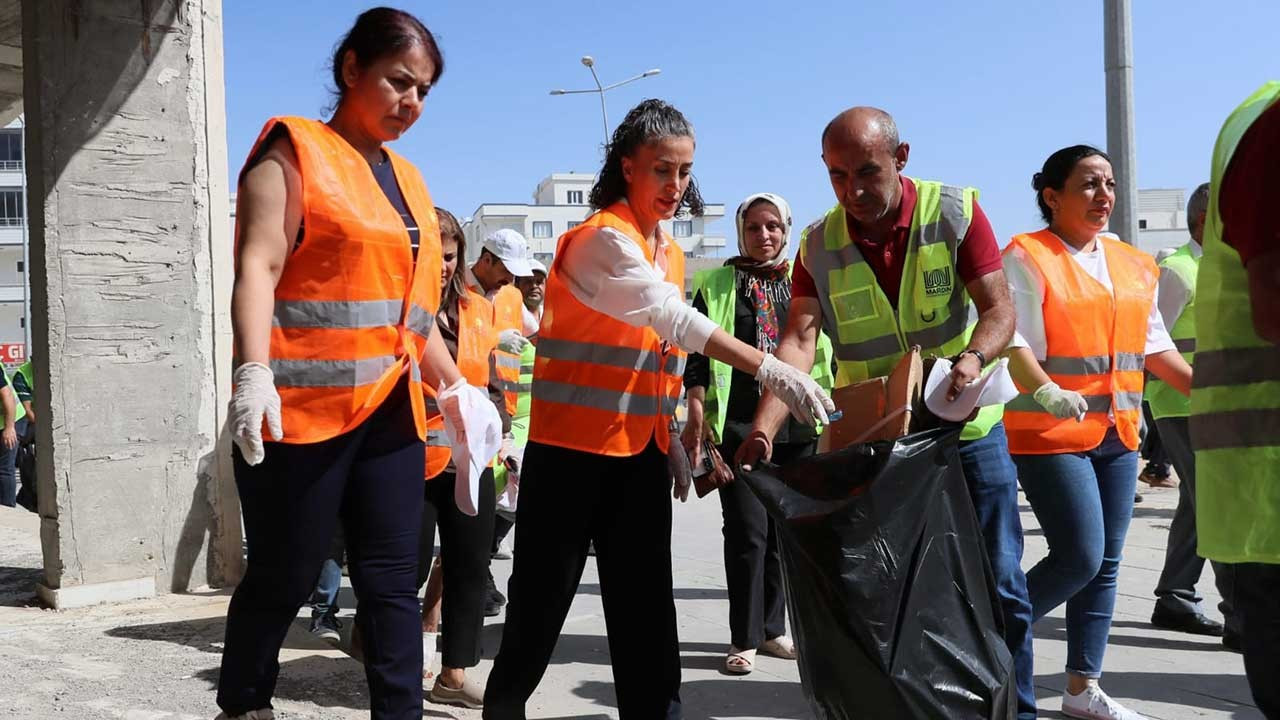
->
[0,433,16,507]
[960,423,1036,720]
[1014,427,1137,678]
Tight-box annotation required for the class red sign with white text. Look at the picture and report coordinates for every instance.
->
[0,344,25,363]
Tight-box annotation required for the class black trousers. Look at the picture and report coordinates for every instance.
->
[418,467,496,668]
[483,440,682,720]
[718,437,813,649]
[217,382,426,720]
[1235,562,1280,719]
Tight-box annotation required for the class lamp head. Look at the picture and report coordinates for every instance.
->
[581,55,594,68]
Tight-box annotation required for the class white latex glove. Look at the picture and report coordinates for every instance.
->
[438,379,503,516]
[755,354,835,426]
[229,362,283,466]
[1033,381,1088,421]
[497,328,531,354]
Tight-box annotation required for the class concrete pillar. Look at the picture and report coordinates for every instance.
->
[1104,0,1139,245]
[21,0,239,608]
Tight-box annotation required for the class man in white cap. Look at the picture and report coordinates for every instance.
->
[517,258,547,337]
[467,229,534,424]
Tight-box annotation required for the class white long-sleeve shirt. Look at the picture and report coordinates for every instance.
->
[557,226,718,354]
[1004,233,1175,360]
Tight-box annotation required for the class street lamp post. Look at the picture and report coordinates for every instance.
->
[550,56,661,150]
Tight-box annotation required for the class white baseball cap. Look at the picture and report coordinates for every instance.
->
[528,258,548,276]
[482,229,534,277]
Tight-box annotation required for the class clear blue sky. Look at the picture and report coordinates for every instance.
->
[223,2,1279,250]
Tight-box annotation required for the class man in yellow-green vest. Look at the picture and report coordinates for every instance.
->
[737,107,1034,720]
[1191,81,1280,717]
[1147,183,1241,648]
[0,362,24,507]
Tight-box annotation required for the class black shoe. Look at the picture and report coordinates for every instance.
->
[1222,629,1243,653]
[310,613,342,643]
[484,573,506,617]
[1133,493,1144,503]
[1151,605,1224,636]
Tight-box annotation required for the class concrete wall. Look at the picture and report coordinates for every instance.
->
[22,0,238,605]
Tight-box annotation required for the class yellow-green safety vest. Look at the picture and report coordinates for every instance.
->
[799,178,1002,441]
[691,264,835,443]
[1191,80,1280,564]
[1145,243,1198,420]
[495,341,535,494]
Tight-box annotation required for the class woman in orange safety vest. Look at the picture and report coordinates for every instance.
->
[415,208,508,709]
[482,99,834,719]
[1002,145,1192,720]
[217,10,498,720]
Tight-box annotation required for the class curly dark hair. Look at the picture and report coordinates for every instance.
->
[588,99,705,217]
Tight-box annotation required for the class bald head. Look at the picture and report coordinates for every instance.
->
[822,107,900,154]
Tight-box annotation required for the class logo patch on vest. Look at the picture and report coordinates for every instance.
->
[922,267,953,297]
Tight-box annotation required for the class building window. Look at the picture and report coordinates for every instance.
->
[532,221,553,239]
[1138,219,1148,230]
[0,131,20,170]
[673,220,693,238]
[16,261,22,273]
[0,190,23,226]
[566,190,584,204]
[567,221,581,230]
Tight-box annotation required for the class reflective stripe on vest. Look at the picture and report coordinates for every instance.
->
[529,203,687,457]
[1190,81,1280,564]
[241,116,443,444]
[693,264,835,443]
[425,290,498,480]
[1001,230,1156,454]
[1145,244,1198,419]
[799,178,1001,441]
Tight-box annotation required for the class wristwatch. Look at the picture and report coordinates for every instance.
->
[955,348,986,366]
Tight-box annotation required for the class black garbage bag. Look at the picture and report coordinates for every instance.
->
[739,426,1014,720]
[15,432,37,513]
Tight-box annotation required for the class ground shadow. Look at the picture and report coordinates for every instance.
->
[570,677,810,719]
[0,564,42,607]
[1131,506,1176,520]
[1034,615,1229,654]
[576,583,728,601]
[106,614,335,654]
[194,654,372,713]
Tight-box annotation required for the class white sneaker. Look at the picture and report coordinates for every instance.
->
[214,710,275,720]
[1062,684,1148,720]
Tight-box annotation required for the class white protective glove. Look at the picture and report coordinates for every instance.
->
[755,354,835,426]
[229,362,283,466]
[497,328,531,355]
[438,378,503,516]
[1033,381,1089,421]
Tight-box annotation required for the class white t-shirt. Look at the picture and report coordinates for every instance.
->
[1004,233,1175,360]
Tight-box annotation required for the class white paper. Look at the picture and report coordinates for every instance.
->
[924,358,1020,423]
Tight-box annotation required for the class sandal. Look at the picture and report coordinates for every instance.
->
[724,645,756,675]
[760,635,797,660]
[421,631,438,684]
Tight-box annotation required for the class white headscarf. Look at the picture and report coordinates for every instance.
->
[734,192,793,268]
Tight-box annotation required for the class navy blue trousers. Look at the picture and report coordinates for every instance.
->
[217,381,426,720]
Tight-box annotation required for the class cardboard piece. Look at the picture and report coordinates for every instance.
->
[820,348,925,452]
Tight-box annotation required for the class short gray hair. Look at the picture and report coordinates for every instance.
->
[1187,182,1211,229]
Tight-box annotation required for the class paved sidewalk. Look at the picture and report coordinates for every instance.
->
[0,477,1260,719]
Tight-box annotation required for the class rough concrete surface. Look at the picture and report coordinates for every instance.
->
[21,0,237,598]
[0,478,1261,719]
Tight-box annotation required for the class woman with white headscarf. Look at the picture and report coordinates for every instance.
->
[681,192,835,675]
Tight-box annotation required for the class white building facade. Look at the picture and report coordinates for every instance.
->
[1134,187,1192,256]
[0,117,28,365]
[461,173,727,266]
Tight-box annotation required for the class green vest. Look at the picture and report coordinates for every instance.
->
[1145,244,1198,419]
[495,341,535,493]
[799,178,1001,441]
[692,265,836,443]
[3,366,25,424]
[14,360,32,402]
[1191,80,1280,564]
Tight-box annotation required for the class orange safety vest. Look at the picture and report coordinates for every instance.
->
[425,289,498,479]
[235,116,442,445]
[490,285,525,417]
[529,203,686,457]
[1002,229,1156,454]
